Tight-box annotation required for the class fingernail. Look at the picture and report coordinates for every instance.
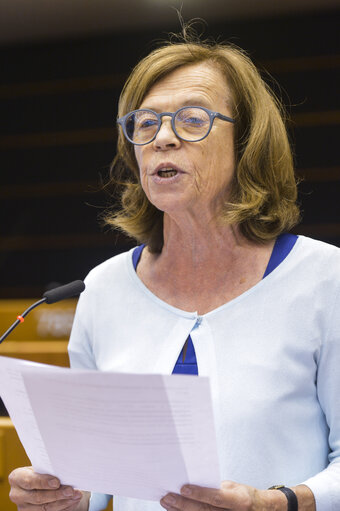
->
[164,495,176,505]
[48,478,59,488]
[73,492,82,500]
[181,486,192,496]
[63,487,74,497]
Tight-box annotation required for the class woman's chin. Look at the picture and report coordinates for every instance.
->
[147,190,194,214]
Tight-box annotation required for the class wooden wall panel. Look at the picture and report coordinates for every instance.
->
[0,11,339,294]
[0,8,338,508]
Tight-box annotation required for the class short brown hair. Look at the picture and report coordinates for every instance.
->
[104,39,300,252]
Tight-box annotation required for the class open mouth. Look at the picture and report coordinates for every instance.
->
[157,168,178,178]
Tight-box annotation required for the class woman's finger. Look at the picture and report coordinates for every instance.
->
[18,486,81,505]
[25,497,82,511]
[42,497,83,511]
[9,466,60,492]
[161,483,256,511]
[177,483,256,511]
[180,485,231,508]
[160,491,221,511]
[15,499,82,511]
[10,485,82,506]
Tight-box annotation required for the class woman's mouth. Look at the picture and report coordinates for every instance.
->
[157,168,178,178]
[150,163,184,184]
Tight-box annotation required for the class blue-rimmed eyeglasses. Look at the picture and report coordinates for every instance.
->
[117,106,235,145]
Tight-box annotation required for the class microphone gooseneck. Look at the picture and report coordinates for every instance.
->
[0,280,85,344]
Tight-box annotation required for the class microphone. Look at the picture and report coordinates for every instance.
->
[43,280,85,304]
[0,280,85,344]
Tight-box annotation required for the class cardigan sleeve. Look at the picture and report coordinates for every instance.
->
[302,284,340,511]
[88,492,112,511]
[68,286,97,370]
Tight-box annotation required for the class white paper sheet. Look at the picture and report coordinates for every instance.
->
[0,356,55,474]
[0,356,220,501]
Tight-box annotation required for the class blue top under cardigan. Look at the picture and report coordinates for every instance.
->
[132,233,298,375]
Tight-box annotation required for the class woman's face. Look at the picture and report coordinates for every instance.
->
[134,62,235,219]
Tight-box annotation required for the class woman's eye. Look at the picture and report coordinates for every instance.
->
[139,119,157,129]
[186,117,203,125]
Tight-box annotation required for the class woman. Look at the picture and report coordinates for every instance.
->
[8,38,340,511]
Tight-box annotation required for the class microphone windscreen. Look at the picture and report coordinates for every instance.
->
[43,280,85,304]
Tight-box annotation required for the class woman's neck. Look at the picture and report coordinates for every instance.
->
[160,212,257,271]
[136,212,275,314]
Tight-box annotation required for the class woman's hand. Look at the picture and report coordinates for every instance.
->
[160,481,287,511]
[8,466,90,511]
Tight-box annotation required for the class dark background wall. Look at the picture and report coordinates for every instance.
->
[0,8,339,298]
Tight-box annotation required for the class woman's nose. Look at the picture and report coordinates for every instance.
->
[153,118,181,150]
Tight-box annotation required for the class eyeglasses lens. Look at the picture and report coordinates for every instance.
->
[125,110,159,144]
[124,107,211,144]
[175,107,210,141]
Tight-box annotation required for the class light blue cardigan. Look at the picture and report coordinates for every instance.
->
[68,235,340,511]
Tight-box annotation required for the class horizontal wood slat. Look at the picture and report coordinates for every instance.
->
[1,110,339,149]
[0,55,338,99]
[0,225,339,254]
[1,340,68,352]
[0,340,70,367]
[1,167,338,200]
[0,341,70,366]
[0,73,126,98]
[296,166,340,181]
[0,299,77,340]
[0,233,117,251]
[0,181,101,199]
[0,127,116,149]
[293,223,340,237]
[261,54,340,73]
[290,110,340,126]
